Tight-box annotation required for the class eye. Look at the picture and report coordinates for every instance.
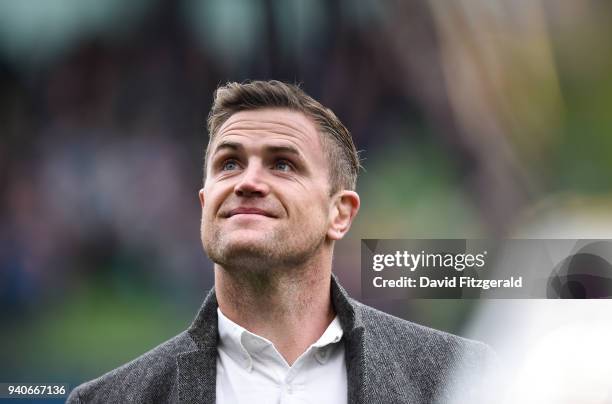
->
[273,159,293,172]
[221,159,240,171]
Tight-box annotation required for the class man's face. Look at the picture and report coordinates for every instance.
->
[200,108,335,271]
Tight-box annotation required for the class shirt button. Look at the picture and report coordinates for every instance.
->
[318,349,327,360]
[286,385,293,394]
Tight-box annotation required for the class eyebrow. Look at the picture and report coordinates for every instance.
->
[212,141,303,159]
[212,141,241,154]
[267,144,302,157]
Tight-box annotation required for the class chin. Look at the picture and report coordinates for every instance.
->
[216,244,277,273]
[220,234,275,258]
[225,230,270,245]
[224,240,268,255]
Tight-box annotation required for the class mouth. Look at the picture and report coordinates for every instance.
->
[226,207,276,218]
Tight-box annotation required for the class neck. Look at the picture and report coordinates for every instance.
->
[214,250,335,365]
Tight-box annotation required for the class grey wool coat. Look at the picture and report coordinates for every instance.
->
[67,276,496,403]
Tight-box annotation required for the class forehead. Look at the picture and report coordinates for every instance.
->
[212,108,323,152]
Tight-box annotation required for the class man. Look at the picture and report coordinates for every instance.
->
[68,81,494,403]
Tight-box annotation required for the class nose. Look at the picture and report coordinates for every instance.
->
[234,161,270,198]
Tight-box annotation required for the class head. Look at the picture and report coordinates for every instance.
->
[199,80,361,275]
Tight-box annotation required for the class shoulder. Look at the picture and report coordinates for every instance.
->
[67,331,197,404]
[355,298,492,357]
[351,299,497,401]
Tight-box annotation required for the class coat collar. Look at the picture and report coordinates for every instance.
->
[177,274,369,404]
[331,276,367,404]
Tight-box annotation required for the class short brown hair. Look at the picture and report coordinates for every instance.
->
[205,80,360,192]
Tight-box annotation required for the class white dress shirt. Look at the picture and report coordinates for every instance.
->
[216,308,347,404]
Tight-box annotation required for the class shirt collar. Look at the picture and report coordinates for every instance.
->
[217,308,344,369]
[312,316,343,364]
[216,308,256,371]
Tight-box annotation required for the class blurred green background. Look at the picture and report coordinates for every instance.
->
[1,0,612,392]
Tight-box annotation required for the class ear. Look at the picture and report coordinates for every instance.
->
[327,191,360,241]
[198,189,205,208]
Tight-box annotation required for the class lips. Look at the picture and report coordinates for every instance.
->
[226,207,276,218]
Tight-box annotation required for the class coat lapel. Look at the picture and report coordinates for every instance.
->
[331,276,368,404]
[178,288,220,404]
[177,348,218,404]
[345,327,367,404]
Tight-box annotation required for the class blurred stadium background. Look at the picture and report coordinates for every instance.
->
[1,0,612,401]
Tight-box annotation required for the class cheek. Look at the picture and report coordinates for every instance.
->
[296,194,332,225]
[202,184,228,216]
